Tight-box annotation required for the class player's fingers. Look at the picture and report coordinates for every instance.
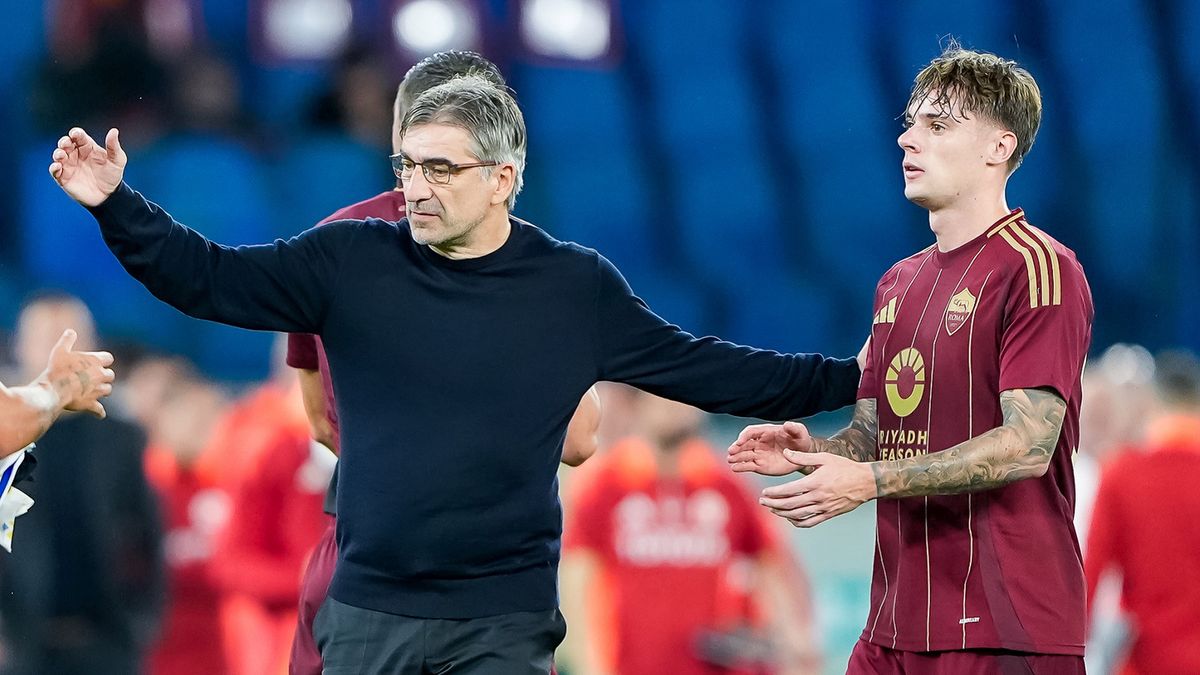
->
[793,510,837,529]
[761,479,810,500]
[84,350,115,367]
[57,135,73,151]
[97,367,115,383]
[761,492,819,511]
[87,401,107,419]
[51,329,77,357]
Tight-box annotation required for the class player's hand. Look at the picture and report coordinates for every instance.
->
[42,329,116,418]
[727,421,814,476]
[759,453,877,528]
[49,127,127,207]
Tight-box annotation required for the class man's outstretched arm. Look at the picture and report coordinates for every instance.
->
[51,127,340,334]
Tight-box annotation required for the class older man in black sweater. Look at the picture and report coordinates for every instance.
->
[50,76,858,674]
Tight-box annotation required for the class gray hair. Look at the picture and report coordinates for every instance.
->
[400,75,527,211]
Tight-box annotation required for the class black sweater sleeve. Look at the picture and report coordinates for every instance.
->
[87,182,351,334]
[594,254,859,420]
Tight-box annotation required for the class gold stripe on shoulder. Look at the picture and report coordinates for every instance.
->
[1024,223,1062,306]
[997,227,1039,309]
[986,211,1024,237]
[1009,224,1051,306]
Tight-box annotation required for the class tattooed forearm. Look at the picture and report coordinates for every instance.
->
[871,389,1066,498]
[813,399,878,462]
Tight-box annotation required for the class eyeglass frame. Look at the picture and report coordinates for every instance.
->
[389,153,500,185]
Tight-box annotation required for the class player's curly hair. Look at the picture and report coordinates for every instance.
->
[907,40,1042,172]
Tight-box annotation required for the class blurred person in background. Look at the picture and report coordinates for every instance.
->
[560,388,822,675]
[51,72,859,671]
[1074,344,1158,548]
[307,46,396,151]
[137,355,232,675]
[209,335,331,675]
[285,50,601,675]
[168,51,253,139]
[731,45,1092,673]
[31,0,171,143]
[1083,350,1200,675]
[0,292,163,675]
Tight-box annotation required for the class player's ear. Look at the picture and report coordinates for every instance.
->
[989,129,1017,168]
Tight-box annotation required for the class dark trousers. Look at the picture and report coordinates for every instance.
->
[314,597,565,674]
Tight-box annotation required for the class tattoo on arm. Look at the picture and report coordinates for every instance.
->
[813,398,878,462]
[871,388,1066,498]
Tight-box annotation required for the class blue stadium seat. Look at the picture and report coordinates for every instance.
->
[1040,0,1166,290]
[764,0,920,295]
[1173,0,1200,122]
[514,64,664,272]
[18,142,192,346]
[273,134,391,235]
[722,273,842,354]
[136,133,277,245]
[622,0,748,70]
[891,1,1016,74]
[514,64,637,146]
[670,155,786,289]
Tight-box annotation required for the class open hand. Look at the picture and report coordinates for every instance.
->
[727,421,814,476]
[43,329,116,418]
[759,452,877,528]
[49,127,127,207]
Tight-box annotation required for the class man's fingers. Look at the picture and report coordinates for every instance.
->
[86,350,115,368]
[52,329,78,356]
[87,401,107,419]
[783,450,832,467]
[98,367,115,383]
[729,461,758,473]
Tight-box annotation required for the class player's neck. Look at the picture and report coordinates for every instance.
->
[928,190,1011,253]
[428,211,512,260]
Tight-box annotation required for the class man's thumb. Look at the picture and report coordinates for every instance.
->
[52,329,77,355]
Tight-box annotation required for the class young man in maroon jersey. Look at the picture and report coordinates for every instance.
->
[729,45,1093,674]
[286,50,601,675]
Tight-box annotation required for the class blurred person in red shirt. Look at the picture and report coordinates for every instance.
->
[209,336,332,675]
[1084,350,1200,675]
[137,356,233,675]
[560,388,821,675]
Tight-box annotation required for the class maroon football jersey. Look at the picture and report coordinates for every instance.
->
[856,209,1093,654]
[286,189,407,444]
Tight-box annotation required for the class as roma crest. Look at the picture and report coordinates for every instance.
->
[945,288,977,336]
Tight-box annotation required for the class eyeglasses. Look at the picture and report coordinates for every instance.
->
[389,153,499,185]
